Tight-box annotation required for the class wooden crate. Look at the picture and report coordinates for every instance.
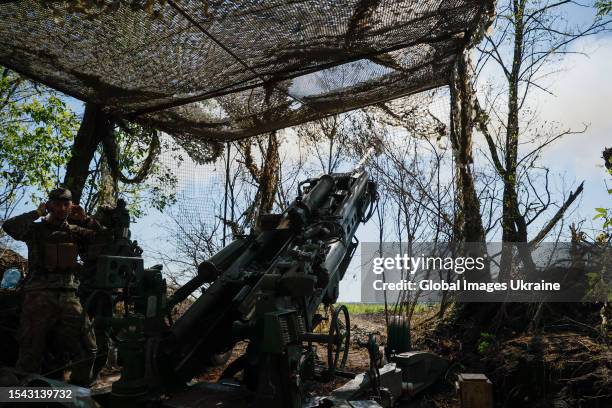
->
[455,373,493,408]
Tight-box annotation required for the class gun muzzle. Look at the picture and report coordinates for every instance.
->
[353,147,376,173]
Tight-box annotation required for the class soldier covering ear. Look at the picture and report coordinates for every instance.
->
[1,187,100,386]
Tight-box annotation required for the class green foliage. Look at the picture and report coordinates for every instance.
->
[477,332,495,354]
[0,70,78,210]
[81,124,181,218]
[1,68,180,220]
[115,129,180,217]
[593,208,612,229]
[596,1,612,16]
[584,270,612,302]
[585,151,612,302]
[593,153,612,231]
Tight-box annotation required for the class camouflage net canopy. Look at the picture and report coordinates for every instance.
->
[0,0,493,142]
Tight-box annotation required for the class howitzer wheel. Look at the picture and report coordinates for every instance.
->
[327,305,350,376]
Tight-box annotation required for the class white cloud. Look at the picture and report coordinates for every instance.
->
[474,34,612,217]
[537,36,612,182]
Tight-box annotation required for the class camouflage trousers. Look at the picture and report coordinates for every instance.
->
[79,289,113,380]
[16,290,97,386]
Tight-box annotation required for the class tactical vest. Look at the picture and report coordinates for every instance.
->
[26,221,83,290]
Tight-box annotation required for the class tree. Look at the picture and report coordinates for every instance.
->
[296,115,351,174]
[0,68,196,226]
[235,132,281,230]
[76,117,181,217]
[474,0,608,279]
[354,94,458,321]
[593,147,612,231]
[62,104,112,205]
[0,69,78,223]
[596,0,612,15]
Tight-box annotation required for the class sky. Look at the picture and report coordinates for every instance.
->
[5,3,612,302]
[509,35,612,235]
[137,26,612,301]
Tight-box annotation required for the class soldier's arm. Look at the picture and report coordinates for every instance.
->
[69,219,106,243]
[1,210,40,241]
[84,216,103,231]
[69,215,102,231]
[68,205,104,231]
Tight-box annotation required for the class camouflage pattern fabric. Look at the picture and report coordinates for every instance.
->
[1,210,99,290]
[79,288,113,380]
[2,210,102,384]
[16,290,96,385]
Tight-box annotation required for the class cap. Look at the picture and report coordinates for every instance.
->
[48,188,72,202]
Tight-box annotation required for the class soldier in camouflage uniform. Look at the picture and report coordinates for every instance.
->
[1,188,99,386]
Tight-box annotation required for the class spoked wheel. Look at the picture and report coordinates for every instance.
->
[327,305,350,376]
[312,304,334,334]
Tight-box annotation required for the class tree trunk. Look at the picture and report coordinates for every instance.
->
[255,132,280,229]
[63,104,114,204]
[499,1,537,280]
[449,49,489,282]
[450,50,485,244]
[99,155,118,207]
[448,47,497,334]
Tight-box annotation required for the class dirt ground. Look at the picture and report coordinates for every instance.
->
[91,312,390,395]
[92,310,459,406]
[93,307,611,407]
[192,309,463,406]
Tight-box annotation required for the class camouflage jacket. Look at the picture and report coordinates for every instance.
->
[1,211,102,291]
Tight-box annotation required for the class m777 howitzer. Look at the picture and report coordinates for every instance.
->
[89,151,378,407]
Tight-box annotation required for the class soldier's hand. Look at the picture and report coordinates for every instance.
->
[36,202,47,217]
[69,204,87,222]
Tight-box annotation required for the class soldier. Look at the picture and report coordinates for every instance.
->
[1,188,98,386]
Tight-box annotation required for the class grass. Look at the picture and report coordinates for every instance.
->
[338,303,387,314]
[338,303,435,315]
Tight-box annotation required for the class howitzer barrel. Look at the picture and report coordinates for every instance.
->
[302,174,334,211]
[166,238,250,311]
[353,147,376,173]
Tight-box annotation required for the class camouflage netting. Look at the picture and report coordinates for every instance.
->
[0,0,494,142]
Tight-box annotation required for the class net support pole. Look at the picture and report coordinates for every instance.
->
[223,141,231,246]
